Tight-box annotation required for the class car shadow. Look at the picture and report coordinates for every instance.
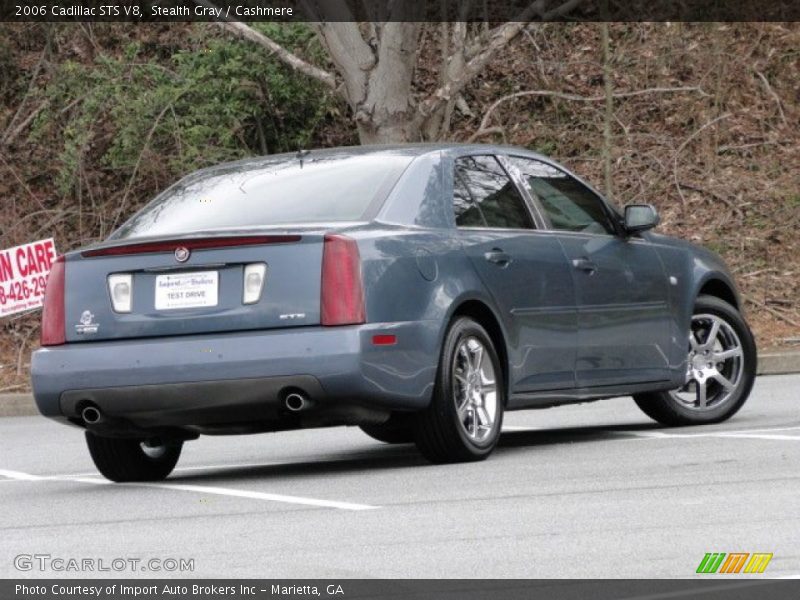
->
[170,445,428,483]
[498,421,663,449]
[169,421,663,483]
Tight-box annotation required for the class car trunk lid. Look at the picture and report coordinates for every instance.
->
[62,231,328,342]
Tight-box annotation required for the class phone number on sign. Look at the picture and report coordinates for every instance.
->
[0,276,48,306]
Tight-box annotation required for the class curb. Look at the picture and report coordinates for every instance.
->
[2,352,799,418]
[757,351,800,376]
[0,394,37,417]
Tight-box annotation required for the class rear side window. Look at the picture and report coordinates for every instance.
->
[453,156,534,230]
[111,154,412,239]
[509,157,615,235]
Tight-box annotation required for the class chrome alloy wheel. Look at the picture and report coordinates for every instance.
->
[452,337,498,442]
[671,313,744,410]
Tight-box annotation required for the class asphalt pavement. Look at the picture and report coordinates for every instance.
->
[1,374,798,579]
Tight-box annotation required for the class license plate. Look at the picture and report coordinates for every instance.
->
[155,271,218,310]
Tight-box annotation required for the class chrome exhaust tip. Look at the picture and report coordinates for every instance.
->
[81,405,103,425]
[284,392,309,412]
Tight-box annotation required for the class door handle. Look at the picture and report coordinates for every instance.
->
[484,248,512,267]
[572,257,597,273]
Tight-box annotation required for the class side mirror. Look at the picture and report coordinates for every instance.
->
[624,204,660,234]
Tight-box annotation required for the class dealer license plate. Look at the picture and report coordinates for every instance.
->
[154,271,218,310]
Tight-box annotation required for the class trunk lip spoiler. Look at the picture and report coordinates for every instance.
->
[81,235,302,258]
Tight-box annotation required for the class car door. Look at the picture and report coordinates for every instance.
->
[508,156,672,388]
[451,154,577,393]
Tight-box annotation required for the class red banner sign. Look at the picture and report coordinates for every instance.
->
[0,238,58,317]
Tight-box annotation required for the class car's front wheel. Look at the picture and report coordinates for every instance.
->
[633,295,756,426]
[85,432,182,482]
[415,317,505,463]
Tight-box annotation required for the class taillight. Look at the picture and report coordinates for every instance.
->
[242,263,267,305]
[41,256,66,346]
[321,234,365,326]
[107,273,133,313]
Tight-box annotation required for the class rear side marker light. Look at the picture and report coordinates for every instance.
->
[41,256,66,346]
[372,334,397,346]
[82,235,301,258]
[243,263,267,305]
[107,273,133,313]
[321,234,366,326]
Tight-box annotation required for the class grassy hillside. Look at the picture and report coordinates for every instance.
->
[1,22,798,391]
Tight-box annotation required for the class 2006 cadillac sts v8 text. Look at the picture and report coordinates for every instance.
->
[31,144,757,481]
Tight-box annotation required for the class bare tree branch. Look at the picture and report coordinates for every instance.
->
[425,19,468,139]
[677,181,743,218]
[744,294,800,328]
[297,1,377,108]
[2,46,48,143]
[415,0,585,125]
[754,68,787,126]
[476,86,709,132]
[195,1,337,90]
[672,113,732,209]
[109,102,175,232]
[1,100,49,147]
[601,22,613,198]
[467,125,507,143]
[315,22,375,108]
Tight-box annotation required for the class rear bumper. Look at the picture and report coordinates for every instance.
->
[31,322,440,429]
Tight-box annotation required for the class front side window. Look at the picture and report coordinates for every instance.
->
[452,155,534,230]
[509,157,616,235]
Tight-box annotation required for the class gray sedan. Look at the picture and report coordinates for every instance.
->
[31,144,757,481]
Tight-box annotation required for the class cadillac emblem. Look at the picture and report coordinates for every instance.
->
[174,246,190,262]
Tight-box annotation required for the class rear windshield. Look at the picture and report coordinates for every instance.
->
[111,153,412,239]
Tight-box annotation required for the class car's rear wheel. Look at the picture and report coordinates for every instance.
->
[633,295,756,426]
[415,317,504,463]
[359,413,416,444]
[85,432,182,482]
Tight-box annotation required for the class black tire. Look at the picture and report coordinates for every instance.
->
[359,413,416,444]
[633,295,757,426]
[415,317,505,463]
[85,432,182,482]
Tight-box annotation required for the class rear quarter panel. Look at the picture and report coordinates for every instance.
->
[352,225,503,397]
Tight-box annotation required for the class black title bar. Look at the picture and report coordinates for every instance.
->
[4,580,800,600]
[1,0,799,23]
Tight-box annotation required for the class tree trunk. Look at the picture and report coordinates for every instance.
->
[314,21,422,144]
[601,12,614,198]
[356,119,422,144]
[354,23,422,143]
[213,1,571,145]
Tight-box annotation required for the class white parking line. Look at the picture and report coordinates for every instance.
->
[503,424,800,443]
[0,469,43,481]
[50,460,329,479]
[0,469,379,511]
[71,476,379,511]
[719,426,800,433]
[621,427,800,442]
[501,425,542,432]
[719,433,800,441]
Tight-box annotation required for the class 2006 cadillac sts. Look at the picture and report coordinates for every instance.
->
[31,144,757,481]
